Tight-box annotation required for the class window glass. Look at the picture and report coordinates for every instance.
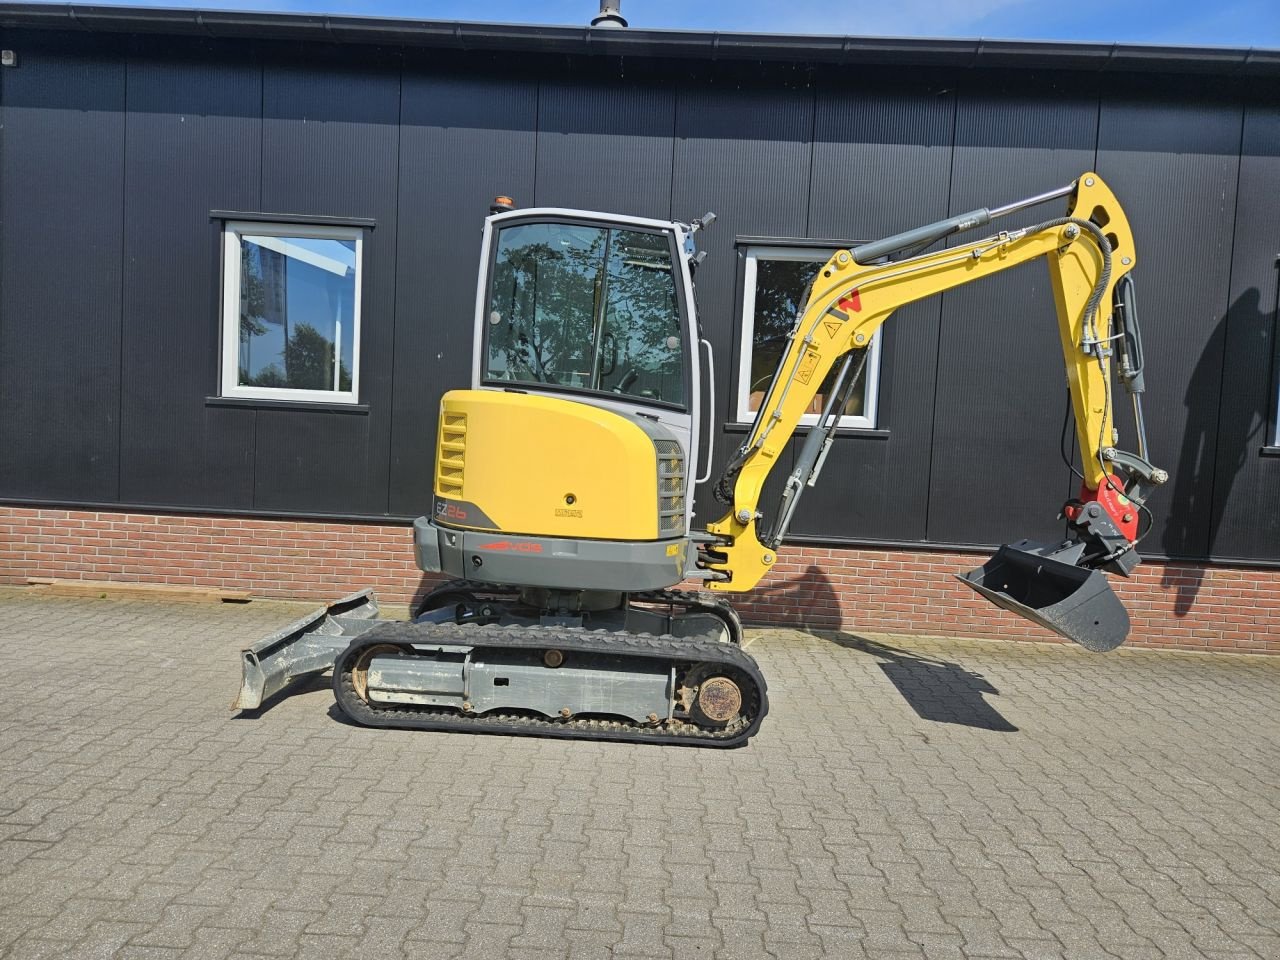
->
[485,222,686,406]
[222,224,362,403]
[739,247,880,428]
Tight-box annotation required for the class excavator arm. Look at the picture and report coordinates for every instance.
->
[702,173,1167,652]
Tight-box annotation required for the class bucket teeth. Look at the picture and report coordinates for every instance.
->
[958,540,1130,652]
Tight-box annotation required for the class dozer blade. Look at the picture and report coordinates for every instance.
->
[957,540,1129,652]
[234,589,382,710]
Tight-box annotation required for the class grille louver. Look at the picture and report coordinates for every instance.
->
[654,439,686,537]
[436,413,467,497]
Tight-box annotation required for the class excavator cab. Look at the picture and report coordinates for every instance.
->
[410,207,711,595]
[481,218,690,405]
[415,209,710,562]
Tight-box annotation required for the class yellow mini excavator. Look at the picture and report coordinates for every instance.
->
[235,173,1166,747]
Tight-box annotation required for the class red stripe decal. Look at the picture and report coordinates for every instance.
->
[837,288,862,313]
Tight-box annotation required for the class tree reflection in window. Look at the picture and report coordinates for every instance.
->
[237,236,356,392]
[747,255,870,420]
[485,222,686,406]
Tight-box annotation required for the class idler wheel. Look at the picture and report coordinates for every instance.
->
[351,644,407,703]
[691,674,743,726]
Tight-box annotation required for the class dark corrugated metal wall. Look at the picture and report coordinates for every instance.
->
[120,46,260,510]
[1213,101,1280,561]
[670,71,813,533]
[0,35,125,502]
[1096,78,1244,561]
[389,66,538,516]
[797,72,955,544]
[928,74,1101,547]
[2,29,1278,563]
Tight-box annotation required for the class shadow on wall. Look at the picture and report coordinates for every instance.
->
[824,633,1018,732]
[1160,290,1270,615]
[736,564,844,631]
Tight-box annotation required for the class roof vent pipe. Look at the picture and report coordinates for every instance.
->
[591,2,628,28]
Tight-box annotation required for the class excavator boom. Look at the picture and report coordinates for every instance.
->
[704,172,1165,651]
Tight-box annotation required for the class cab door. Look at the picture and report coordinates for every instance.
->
[471,210,704,530]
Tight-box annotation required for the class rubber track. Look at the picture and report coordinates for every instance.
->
[411,579,519,618]
[418,579,745,646]
[332,620,768,748]
[630,588,745,647]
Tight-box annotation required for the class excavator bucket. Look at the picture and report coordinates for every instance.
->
[957,540,1129,652]
[234,589,382,710]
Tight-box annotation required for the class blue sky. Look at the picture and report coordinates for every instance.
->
[28,0,1280,46]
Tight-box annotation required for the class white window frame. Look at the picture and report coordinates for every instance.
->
[736,244,882,430]
[221,221,364,404]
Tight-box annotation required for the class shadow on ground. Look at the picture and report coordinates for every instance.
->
[231,672,332,718]
[824,633,1018,732]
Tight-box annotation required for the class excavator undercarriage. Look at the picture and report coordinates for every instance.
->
[332,619,766,748]
[236,581,765,746]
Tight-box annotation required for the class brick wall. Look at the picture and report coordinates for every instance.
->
[1,505,1275,654]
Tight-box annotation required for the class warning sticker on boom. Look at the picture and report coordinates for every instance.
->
[796,351,819,385]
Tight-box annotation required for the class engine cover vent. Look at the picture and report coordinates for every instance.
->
[654,439,686,537]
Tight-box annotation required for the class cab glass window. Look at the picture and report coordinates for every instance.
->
[484,222,686,407]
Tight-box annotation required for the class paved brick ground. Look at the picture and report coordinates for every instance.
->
[1,592,1278,960]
